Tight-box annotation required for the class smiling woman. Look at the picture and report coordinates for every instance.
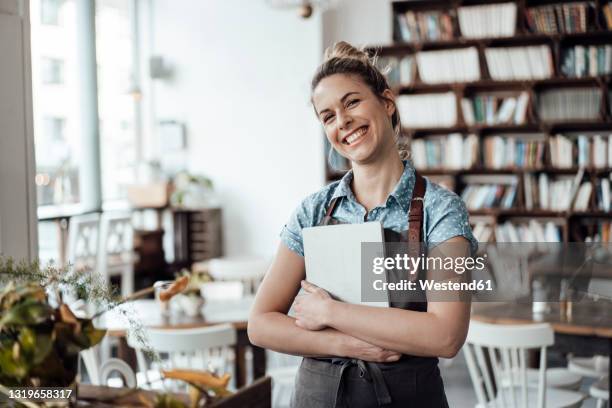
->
[248,41,477,408]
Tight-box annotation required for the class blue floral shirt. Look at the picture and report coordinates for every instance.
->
[280,161,478,256]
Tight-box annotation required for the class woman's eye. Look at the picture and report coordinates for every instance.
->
[347,99,360,107]
[323,115,334,124]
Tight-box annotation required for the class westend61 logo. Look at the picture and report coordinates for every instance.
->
[361,241,612,303]
[371,253,487,276]
[370,253,491,293]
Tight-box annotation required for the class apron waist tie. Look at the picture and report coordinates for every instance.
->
[331,358,392,407]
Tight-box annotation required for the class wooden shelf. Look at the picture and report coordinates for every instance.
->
[380,30,612,53]
[469,209,567,217]
[468,209,611,218]
[324,0,612,243]
[420,167,612,175]
[404,121,612,137]
[396,76,608,94]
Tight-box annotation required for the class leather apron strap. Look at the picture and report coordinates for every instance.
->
[408,172,426,242]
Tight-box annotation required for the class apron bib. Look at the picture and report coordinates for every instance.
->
[291,172,450,408]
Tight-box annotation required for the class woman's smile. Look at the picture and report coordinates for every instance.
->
[342,125,369,146]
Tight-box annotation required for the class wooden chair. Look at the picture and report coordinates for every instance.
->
[127,324,237,391]
[463,320,585,407]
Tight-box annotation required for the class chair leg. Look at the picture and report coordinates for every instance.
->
[595,398,605,408]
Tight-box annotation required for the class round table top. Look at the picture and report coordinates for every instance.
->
[95,296,254,337]
[471,301,612,338]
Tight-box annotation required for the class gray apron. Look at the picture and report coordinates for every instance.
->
[291,172,450,408]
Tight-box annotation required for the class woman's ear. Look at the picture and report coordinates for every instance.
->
[381,89,396,117]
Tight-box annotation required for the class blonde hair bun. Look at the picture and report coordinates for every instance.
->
[324,41,372,65]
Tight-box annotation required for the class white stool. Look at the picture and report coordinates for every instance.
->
[502,367,583,391]
[567,355,609,379]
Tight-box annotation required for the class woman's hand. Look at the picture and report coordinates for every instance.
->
[294,281,333,331]
[342,335,402,363]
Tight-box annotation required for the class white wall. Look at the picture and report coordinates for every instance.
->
[322,0,394,48]
[0,0,38,261]
[148,0,324,257]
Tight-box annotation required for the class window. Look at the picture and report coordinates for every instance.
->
[40,0,62,25]
[31,0,142,262]
[31,0,81,208]
[42,117,65,142]
[41,57,64,84]
[96,0,138,202]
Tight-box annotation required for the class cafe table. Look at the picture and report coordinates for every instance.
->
[74,376,271,407]
[95,296,264,388]
[471,300,612,400]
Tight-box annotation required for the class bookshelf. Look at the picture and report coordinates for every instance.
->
[324,0,612,243]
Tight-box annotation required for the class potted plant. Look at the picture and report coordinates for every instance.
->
[0,282,104,390]
[0,258,156,405]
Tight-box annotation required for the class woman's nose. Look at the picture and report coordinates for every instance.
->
[337,111,353,130]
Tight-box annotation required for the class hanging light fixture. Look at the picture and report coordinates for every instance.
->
[265,0,336,19]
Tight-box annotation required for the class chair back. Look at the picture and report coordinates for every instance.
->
[127,324,237,390]
[67,213,100,271]
[200,281,244,301]
[207,257,268,295]
[99,358,137,388]
[463,320,554,408]
[98,211,134,297]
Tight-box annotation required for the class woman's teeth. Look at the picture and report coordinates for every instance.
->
[344,126,367,145]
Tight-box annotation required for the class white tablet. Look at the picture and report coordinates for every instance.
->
[303,221,388,307]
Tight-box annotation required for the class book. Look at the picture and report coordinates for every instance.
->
[463,92,529,125]
[458,3,517,39]
[395,10,454,43]
[416,47,481,84]
[410,133,479,170]
[397,92,457,128]
[485,46,553,80]
[526,2,595,34]
[495,220,562,243]
[537,88,601,121]
[561,45,612,77]
[378,55,415,86]
[596,177,611,212]
[483,134,545,169]
[573,181,593,211]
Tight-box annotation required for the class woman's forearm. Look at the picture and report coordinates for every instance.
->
[323,301,469,358]
[248,311,346,357]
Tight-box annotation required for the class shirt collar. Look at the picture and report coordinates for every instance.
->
[331,160,416,213]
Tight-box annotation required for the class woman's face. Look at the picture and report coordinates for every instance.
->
[312,74,396,165]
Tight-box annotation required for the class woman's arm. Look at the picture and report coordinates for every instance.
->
[294,236,472,358]
[247,243,401,362]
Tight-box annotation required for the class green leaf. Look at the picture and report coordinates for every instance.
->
[17,327,52,365]
[0,299,53,327]
[82,319,106,348]
[0,343,28,381]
